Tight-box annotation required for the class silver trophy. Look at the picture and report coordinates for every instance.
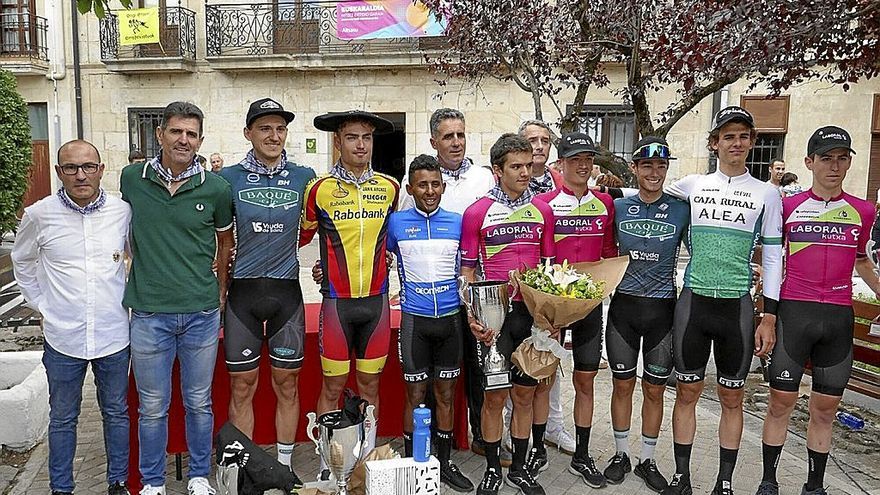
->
[306,404,376,495]
[459,278,512,390]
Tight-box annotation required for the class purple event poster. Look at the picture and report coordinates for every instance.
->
[336,0,446,40]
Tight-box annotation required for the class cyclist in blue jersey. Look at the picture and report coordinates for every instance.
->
[219,98,316,484]
[387,154,473,492]
[603,137,689,492]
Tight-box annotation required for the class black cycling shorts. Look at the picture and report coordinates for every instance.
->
[606,292,675,385]
[398,311,463,383]
[561,305,604,373]
[224,278,305,373]
[769,300,853,396]
[476,301,537,387]
[673,288,754,389]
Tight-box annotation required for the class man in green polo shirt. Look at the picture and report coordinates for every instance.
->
[121,101,234,495]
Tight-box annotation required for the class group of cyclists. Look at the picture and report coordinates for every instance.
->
[15,98,878,495]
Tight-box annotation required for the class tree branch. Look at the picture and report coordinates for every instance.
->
[654,76,738,137]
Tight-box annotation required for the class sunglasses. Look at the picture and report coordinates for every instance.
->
[632,143,672,161]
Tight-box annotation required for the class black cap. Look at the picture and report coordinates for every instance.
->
[807,126,856,156]
[246,98,295,127]
[632,136,676,162]
[313,110,395,135]
[557,132,597,158]
[711,106,755,132]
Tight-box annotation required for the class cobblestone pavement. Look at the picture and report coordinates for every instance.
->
[7,362,876,495]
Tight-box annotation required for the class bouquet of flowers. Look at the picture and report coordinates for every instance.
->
[509,256,630,380]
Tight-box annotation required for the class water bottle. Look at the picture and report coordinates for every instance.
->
[412,404,431,462]
[836,411,865,430]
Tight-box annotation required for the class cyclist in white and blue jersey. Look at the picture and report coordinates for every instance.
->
[386,154,473,493]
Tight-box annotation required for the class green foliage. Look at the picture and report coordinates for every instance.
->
[0,69,32,235]
[77,0,132,17]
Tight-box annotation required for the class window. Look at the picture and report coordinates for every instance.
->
[128,108,163,159]
[0,0,34,55]
[577,105,637,162]
[745,133,785,181]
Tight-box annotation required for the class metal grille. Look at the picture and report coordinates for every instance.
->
[577,106,637,163]
[128,108,163,160]
[0,12,47,59]
[746,134,785,181]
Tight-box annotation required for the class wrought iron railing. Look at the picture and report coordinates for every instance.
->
[205,1,446,57]
[99,6,196,61]
[0,13,48,60]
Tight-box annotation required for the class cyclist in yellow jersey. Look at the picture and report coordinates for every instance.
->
[300,111,398,475]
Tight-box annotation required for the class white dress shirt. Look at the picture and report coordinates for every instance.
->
[12,194,131,359]
[398,160,496,215]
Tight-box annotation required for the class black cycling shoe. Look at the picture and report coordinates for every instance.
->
[289,467,303,489]
[755,481,779,495]
[712,480,735,495]
[604,452,632,484]
[476,468,503,495]
[661,474,693,495]
[52,492,73,495]
[800,485,828,495]
[506,468,546,495]
[634,458,668,493]
[569,456,607,489]
[525,447,548,478]
[440,462,474,492]
[108,481,130,495]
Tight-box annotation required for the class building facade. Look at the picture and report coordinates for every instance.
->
[4,0,879,203]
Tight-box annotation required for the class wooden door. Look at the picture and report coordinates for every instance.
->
[22,140,50,208]
[273,0,319,54]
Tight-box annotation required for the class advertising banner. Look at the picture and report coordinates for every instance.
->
[118,8,160,46]
[336,1,445,40]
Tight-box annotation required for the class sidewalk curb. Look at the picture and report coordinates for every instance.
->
[9,441,46,495]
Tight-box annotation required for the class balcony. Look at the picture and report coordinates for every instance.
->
[99,6,197,73]
[0,13,49,75]
[205,1,447,71]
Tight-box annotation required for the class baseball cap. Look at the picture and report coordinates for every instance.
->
[557,132,597,158]
[711,106,755,132]
[632,136,676,162]
[807,126,856,156]
[246,98,295,127]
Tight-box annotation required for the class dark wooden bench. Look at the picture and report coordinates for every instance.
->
[756,298,880,399]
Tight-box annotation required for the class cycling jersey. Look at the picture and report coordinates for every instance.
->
[220,161,316,279]
[460,196,555,292]
[300,167,399,298]
[535,187,617,263]
[780,190,875,306]
[614,193,690,298]
[666,169,783,302]
[386,206,461,318]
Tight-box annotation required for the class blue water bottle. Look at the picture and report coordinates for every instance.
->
[413,404,431,462]
[836,411,865,430]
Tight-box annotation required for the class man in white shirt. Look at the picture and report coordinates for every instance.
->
[12,140,132,495]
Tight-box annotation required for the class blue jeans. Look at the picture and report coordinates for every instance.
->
[130,308,220,486]
[42,343,130,493]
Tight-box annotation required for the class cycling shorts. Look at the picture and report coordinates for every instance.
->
[673,288,754,389]
[606,292,675,385]
[319,294,390,376]
[561,305,604,373]
[769,300,853,396]
[224,278,305,372]
[398,311,463,383]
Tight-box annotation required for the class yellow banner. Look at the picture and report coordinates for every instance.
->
[118,8,160,46]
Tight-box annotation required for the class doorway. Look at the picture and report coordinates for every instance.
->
[22,103,49,208]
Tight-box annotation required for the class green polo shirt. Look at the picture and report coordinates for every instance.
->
[121,162,233,313]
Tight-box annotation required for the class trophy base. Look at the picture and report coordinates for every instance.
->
[483,370,512,390]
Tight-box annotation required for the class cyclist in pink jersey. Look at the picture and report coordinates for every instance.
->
[461,133,555,495]
[756,127,880,495]
[535,132,617,489]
